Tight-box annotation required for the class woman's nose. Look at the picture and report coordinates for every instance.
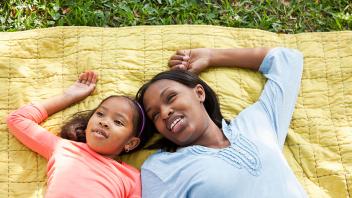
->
[161,105,173,119]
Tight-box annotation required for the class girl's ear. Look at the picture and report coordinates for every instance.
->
[124,137,141,152]
[194,84,205,103]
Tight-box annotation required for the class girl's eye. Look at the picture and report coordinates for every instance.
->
[114,120,124,126]
[96,111,104,117]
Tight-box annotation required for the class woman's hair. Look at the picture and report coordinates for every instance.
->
[60,95,153,152]
[136,69,227,151]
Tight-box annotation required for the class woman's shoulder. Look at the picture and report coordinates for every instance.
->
[142,149,192,170]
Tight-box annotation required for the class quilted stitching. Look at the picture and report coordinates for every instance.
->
[0,25,351,198]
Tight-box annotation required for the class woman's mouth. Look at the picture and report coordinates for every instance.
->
[167,116,185,133]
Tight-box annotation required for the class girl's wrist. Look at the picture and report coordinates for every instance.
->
[62,92,82,104]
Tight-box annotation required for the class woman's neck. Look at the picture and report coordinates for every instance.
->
[192,119,230,149]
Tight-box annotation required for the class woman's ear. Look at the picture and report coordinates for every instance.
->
[124,137,141,152]
[194,84,205,103]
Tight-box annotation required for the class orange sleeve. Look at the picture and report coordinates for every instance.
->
[6,104,60,160]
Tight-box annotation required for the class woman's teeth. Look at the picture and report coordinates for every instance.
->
[170,117,182,130]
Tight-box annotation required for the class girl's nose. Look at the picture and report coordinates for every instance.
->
[99,120,109,128]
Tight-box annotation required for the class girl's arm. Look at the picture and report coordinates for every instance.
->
[7,71,98,159]
[168,48,271,73]
[42,71,97,116]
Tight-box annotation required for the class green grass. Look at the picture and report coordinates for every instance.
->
[1,0,351,33]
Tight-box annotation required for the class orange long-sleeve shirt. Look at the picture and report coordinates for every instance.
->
[7,104,141,198]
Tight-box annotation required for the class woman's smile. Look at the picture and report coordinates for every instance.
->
[167,115,186,133]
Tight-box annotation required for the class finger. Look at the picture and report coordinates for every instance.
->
[183,56,190,61]
[91,72,98,84]
[170,54,185,61]
[86,71,93,85]
[176,50,189,56]
[78,73,84,83]
[79,72,87,84]
[168,60,183,67]
[173,60,189,69]
[171,64,186,71]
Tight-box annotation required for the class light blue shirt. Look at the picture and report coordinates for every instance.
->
[141,48,307,198]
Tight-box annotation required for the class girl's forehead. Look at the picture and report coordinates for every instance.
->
[99,97,135,118]
[101,96,129,106]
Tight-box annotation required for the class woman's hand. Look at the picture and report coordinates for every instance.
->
[64,71,98,103]
[168,48,212,74]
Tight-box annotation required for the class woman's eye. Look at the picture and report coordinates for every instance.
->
[152,112,159,121]
[114,120,124,126]
[167,94,176,103]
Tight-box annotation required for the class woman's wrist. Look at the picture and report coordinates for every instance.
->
[207,48,215,68]
[208,48,232,68]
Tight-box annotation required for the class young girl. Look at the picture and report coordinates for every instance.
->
[136,48,307,197]
[7,71,150,198]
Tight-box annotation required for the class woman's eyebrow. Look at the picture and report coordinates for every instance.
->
[160,87,170,99]
[145,87,171,114]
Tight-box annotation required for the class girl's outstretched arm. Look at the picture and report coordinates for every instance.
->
[42,71,97,116]
[168,48,271,74]
[7,71,98,159]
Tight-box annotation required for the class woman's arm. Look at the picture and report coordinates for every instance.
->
[169,47,304,147]
[7,71,98,159]
[168,48,271,74]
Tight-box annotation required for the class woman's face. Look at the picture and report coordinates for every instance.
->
[85,97,138,156]
[143,79,209,146]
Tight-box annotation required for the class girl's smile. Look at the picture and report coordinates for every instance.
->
[85,97,138,156]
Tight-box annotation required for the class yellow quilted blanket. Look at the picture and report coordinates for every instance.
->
[0,25,351,198]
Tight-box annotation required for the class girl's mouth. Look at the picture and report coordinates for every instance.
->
[92,128,109,138]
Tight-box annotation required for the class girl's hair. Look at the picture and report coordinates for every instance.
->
[60,95,152,153]
[135,69,227,151]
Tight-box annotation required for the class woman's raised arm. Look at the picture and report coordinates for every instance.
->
[168,48,271,74]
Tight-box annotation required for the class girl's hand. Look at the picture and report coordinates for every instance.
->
[64,71,98,103]
[168,48,212,74]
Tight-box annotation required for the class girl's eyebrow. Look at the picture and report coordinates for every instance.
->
[99,105,128,122]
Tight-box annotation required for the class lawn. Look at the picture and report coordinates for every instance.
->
[0,0,351,33]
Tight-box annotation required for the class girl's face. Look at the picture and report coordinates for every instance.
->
[85,97,139,157]
[143,79,209,146]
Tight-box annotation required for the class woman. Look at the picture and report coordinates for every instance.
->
[136,47,307,197]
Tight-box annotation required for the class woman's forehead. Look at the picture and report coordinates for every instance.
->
[147,79,186,93]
